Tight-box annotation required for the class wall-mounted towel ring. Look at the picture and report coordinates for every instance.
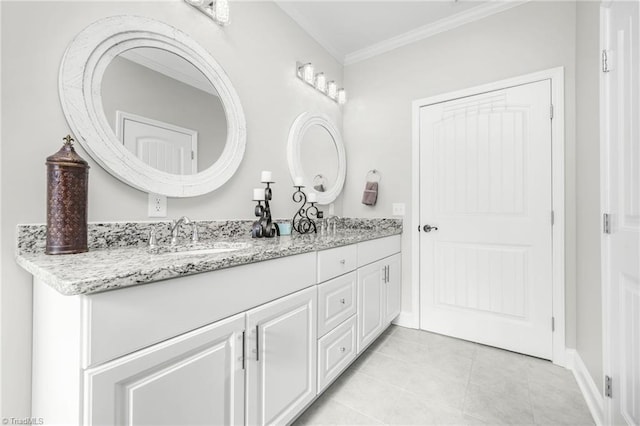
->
[362,169,380,206]
[313,174,327,192]
[366,169,381,183]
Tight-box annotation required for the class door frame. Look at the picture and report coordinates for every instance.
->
[115,110,199,174]
[599,1,638,424]
[410,67,566,366]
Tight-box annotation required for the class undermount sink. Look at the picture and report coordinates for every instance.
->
[153,242,252,256]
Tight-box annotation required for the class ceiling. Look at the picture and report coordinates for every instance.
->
[274,1,527,65]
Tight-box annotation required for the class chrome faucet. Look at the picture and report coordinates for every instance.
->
[170,216,198,246]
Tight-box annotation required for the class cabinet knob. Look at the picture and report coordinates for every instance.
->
[340,347,346,352]
[339,259,346,265]
[340,298,346,304]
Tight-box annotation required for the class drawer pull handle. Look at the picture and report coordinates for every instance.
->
[340,298,346,304]
[340,259,346,265]
[340,347,346,352]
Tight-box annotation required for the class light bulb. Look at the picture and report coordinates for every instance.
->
[299,63,314,85]
[327,81,337,99]
[214,0,229,24]
[315,73,327,93]
[337,88,347,104]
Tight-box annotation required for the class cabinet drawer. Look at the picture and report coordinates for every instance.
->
[357,235,401,267]
[317,272,357,337]
[317,315,357,393]
[317,245,357,283]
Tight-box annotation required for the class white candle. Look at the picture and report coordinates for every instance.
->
[253,188,264,201]
[308,192,317,203]
[293,176,304,187]
[261,171,272,182]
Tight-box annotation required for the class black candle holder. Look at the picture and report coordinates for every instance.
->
[252,182,280,238]
[292,186,322,234]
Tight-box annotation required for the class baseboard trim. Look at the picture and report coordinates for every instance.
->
[392,311,418,329]
[566,349,604,426]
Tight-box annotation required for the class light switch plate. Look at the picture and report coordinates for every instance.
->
[392,203,406,216]
[148,193,167,217]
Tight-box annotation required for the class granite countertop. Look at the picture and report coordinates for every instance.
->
[16,218,402,296]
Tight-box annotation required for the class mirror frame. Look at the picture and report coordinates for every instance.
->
[59,15,246,197]
[287,113,346,205]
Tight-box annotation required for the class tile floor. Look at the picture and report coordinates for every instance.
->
[294,325,594,425]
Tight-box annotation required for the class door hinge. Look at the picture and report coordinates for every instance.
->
[603,213,612,234]
[551,316,555,332]
[551,210,555,226]
[191,150,195,160]
[605,375,612,398]
[602,50,610,73]
[550,104,554,120]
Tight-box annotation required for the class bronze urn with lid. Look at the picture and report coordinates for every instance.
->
[46,135,89,254]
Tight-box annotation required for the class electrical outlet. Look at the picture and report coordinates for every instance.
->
[392,203,406,216]
[148,193,167,217]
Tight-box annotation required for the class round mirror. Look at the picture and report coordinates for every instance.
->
[59,16,246,197]
[101,47,227,175]
[287,113,346,204]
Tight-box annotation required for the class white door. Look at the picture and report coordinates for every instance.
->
[602,1,640,424]
[357,260,385,353]
[245,286,317,426]
[84,313,245,426]
[419,80,554,359]
[384,253,402,324]
[118,111,197,175]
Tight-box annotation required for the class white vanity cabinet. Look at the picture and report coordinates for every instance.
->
[28,234,402,426]
[384,253,402,324]
[356,236,402,353]
[357,260,385,353]
[84,313,246,426]
[245,286,317,426]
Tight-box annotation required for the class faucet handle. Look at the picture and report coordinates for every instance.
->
[148,226,157,248]
[192,223,199,243]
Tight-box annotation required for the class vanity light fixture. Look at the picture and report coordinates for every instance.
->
[315,73,327,93]
[337,89,347,105]
[296,62,346,104]
[327,81,337,99]
[297,62,315,85]
[184,0,230,26]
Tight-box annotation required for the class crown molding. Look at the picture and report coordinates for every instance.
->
[344,0,530,66]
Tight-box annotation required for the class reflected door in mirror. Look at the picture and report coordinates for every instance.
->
[121,114,197,175]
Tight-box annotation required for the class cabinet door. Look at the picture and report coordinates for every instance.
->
[246,286,317,426]
[384,253,402,324]
[357,260,385,353]
[85,313,245,426]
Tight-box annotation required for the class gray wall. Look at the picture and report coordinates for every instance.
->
[342,1,578,345]
[576,0,603,394]
[0,1,343,417]
[101,56,227,172]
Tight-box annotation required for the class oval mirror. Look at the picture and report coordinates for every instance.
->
[59,16,246,197]
[287,113,346,204]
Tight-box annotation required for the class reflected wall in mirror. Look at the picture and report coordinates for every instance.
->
[287,113,346,205]
[299,125,338,193]
[59,16,246,197]
[101,48,227,174]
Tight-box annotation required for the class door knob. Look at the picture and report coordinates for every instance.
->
[423,224,439,232]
